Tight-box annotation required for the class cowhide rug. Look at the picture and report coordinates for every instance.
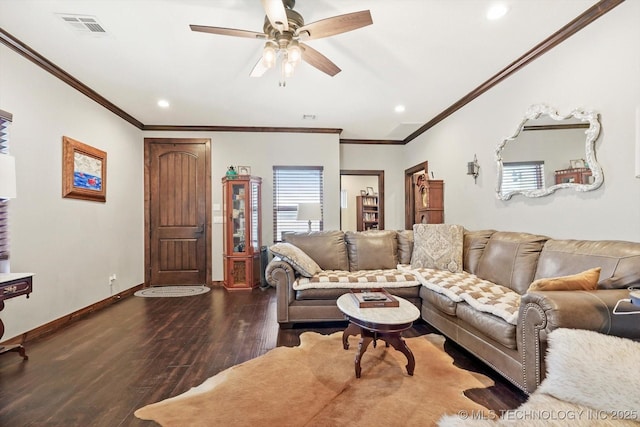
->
[135,332,493,426]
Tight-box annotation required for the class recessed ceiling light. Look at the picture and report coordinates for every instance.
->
[157,99,170,108]
[394,105,406,113]
[487,4,509,20]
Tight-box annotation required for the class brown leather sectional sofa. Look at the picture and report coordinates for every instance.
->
[265,229,640,394]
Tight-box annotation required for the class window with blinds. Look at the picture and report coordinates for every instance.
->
[0,110,13,261]
[273,166,323,241]
[501,161,545,197]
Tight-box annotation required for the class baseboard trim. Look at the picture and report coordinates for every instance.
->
[1,283,145,346]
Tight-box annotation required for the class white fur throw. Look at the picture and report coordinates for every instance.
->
[538,328,640,419]
[438,328,640,426]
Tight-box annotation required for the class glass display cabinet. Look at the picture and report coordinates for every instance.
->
[222,175,262,290]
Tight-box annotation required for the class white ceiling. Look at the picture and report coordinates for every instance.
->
[0,0,599,140]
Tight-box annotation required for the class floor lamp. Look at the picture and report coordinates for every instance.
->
[296,203,321,233]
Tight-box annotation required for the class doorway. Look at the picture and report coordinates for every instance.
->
[144,138,211,286]
[404,161,428,229]
[340,170,384,231]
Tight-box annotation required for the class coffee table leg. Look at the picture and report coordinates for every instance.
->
[355,333,374,378]
[342,322,361,350]
[384,333,415,376]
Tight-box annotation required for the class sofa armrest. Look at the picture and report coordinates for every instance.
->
[265,258,297,324]
[517,289,638,393]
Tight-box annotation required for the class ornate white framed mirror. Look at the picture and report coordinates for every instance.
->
[495,104,603,200]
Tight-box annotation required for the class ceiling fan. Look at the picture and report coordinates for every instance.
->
[190,0,372,84]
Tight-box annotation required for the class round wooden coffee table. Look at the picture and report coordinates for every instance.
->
[336,293,420,378]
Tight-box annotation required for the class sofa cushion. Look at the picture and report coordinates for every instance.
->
[345,230,398,271]
[407,267,520,325]
[463,229,496,275]
[292,269,419,290]
[397,230,414,265]
[455,303,517,349]
[283,231,349,271]
[296,285,421,301]
[411,224,464,273]
[528,267,601,291]
[269,242,321,277]
[420,287,457,316]
[475,231,548,294]
[535,239,640,289]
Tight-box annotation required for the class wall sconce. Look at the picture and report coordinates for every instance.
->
[467,154,480,183]
[0,154,17,200]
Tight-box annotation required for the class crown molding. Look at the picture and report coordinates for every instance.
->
[142,124,342,134]
[0,0,624,145]
[403,0,624,144]
[0,27,144,129]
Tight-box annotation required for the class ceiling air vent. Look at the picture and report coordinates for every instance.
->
[57,14,107,35]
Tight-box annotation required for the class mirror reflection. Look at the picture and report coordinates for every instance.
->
[496,104,603,200]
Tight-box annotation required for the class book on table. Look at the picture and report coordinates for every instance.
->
[350,288,399,308]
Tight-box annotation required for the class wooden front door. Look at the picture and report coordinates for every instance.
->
[145,138,211,285]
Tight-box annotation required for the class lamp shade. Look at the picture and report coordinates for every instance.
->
[0,154,16,199]
[296,203,321,221]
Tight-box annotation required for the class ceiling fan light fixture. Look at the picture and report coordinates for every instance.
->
[283,56,295,78]
[287,41,302,65]
[262,42,277,68]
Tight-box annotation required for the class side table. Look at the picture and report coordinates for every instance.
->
[0,273,34,360]
[336,293,420,378]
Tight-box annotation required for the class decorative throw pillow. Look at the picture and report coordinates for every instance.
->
[283,231,349,271]
[396,230,414,265]
[268,243,321,277]
[345,230,398,271]
[528,267,601,291]
[411,224,464,273]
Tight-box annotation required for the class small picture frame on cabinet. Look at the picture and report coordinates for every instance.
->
[570,159,585,169]
[237,165,251,175]
[366,186,374,196]
[360,190,367,196]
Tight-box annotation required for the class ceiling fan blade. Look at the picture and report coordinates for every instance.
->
[261,0,289,32]
[190,24,266,39]
[300,43,341,77]
[250,57,270,77]
[297,10,372,41]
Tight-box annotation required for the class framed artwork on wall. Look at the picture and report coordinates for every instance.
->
[62,136,107,202]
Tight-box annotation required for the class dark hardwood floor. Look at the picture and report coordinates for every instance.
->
[0,286,526,426]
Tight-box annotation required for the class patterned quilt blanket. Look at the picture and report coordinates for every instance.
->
[399,265,520,325]
[293,268,419,291]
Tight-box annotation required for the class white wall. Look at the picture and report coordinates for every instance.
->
[340,144,406,230]
[142,130,340,281]
[0,45,144,339]
[404,2,640,241]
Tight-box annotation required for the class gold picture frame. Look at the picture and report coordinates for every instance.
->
[62,136,107,202]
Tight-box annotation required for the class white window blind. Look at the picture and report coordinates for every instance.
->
[0,110,13,261]
[273,166,323,241]
[501,161,545,196]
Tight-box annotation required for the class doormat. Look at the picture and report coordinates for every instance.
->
[134,285,210,298]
